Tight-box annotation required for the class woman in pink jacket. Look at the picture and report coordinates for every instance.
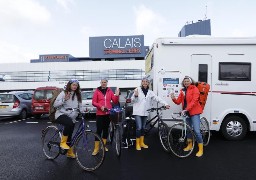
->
[91,78,119,155]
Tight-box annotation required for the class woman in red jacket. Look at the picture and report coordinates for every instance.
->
[91,78,119,155]
[171,76,204,157]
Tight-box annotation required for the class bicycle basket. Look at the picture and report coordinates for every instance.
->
[109,107,123,123]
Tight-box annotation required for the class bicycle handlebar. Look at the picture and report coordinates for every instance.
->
[146,106,166,112]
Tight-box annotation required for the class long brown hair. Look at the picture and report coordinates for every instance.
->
[65,81,82,103]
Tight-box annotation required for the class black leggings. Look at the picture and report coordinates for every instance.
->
[96,115,110,139]
[55,114,75,143]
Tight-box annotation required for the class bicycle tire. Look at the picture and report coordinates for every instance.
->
[168,122,195,158]
[158,122,170,152]
[75,131,105,171]
[200,117,211,146]
[108,122,114,144]
[113,125,122,157]
[42,126,61,160]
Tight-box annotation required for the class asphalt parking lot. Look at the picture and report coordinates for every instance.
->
[1,116,256,180]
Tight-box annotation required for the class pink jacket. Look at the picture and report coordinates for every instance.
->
[92,87,119,115]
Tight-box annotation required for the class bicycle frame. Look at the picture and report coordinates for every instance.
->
[52,116,90,150]
[145,107,165,134]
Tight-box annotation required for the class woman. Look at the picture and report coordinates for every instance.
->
[54,79,83,158]
[92,78,120,155]
[171,76,203,157]
[131,77,170,151]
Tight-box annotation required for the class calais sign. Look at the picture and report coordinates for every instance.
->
[89,35,146,59]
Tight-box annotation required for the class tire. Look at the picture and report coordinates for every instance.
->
[113,125,122,157]
[19,109,27,119]
[200,117,211,146]
[42,126,61,160]
[168,122,195,158]
[75,131,105,171]
[108,122,114,144]
[34,114,42,119]
[221,115,248,141]
[158,122,170,152]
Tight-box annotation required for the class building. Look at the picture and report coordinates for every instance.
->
[178,19,211,37]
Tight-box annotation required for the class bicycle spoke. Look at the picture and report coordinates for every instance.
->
[158,122,170,152]
[168,123,195,158]
[200,117,210,146]
[75,131,105,171]
[42,126,61,160]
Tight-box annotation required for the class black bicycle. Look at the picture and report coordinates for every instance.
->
[41,108,105,171]
[108,107,124,157]
[145,106,170,152]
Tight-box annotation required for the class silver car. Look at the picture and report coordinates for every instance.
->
[81,91,96,114]
[0,91,34,119]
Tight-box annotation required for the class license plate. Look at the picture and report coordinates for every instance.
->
[35,106,44,110]
[0,105,7,109]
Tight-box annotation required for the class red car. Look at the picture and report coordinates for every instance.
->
[31,86,62,119]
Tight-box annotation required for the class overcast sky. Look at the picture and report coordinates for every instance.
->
[0,0,256,63]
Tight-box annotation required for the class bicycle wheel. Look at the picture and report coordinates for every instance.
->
[200,117,211,146]
[113,125,122,157]
[75,131,105,171]
[168,122,195,158]
[158,122,170,152]
[108,122,114,144]
[42,126,61,160]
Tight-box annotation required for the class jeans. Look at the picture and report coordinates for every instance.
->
[186,114,203,143]
[134,115,147,138]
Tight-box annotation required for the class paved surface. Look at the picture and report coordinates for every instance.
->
[0,116,256,180]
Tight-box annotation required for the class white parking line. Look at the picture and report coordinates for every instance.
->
[26,122,39,124]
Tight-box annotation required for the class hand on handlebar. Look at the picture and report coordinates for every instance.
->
[181,110,188,116]
[165,105,170,109]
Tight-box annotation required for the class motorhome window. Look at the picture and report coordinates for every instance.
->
[219,62,251,81]
[198,64,208,83]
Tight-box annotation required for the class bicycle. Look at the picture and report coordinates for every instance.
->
[41,108,105,171]
[108,106,124,158]
[167,112,210,158]
[145,106,170,152]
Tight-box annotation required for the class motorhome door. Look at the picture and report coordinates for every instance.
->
[190,54,212,121]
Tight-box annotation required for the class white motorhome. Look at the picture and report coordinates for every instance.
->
[145,36,256,140]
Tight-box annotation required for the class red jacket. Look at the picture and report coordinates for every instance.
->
[172,85,202,116]
[92,87,119,115]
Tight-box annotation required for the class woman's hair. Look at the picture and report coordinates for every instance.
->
[140,77,150,89]
[65,79,82,102]
[181,76,195,87]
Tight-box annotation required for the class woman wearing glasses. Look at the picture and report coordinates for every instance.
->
[92,78,120,155]
[54,79,83,158]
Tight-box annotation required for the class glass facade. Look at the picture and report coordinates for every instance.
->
[0,69,145,82]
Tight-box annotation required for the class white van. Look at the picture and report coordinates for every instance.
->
[146,36,256,140]
[81,91,96,114]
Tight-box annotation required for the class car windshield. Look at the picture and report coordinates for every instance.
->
[82,91,93,100]
[0,94,14,103]
[34,90,54,100]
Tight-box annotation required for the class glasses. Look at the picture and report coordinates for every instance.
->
[69,79,79,84]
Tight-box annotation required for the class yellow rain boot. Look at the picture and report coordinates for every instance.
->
[102,138,108,152]
[136,138,141,151]
[67,147,76,159]
[183,138,193,151]
[196,143,203,157]
[140,136,148,148]
[60,135,70,150]
[92,141,100,156]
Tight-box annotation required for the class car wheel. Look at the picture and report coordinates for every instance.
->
[221,115,247,141]
[34,114,42,119]
[19,109,27,119]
